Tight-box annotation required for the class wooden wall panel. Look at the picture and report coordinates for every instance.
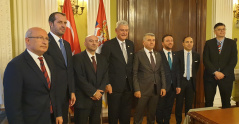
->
[117,0,207,108]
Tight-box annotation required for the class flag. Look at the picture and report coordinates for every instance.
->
[94,0,110,53]
[94,0,110,108]
[62,0,81,55]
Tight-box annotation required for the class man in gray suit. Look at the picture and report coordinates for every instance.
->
[133,33,166,124]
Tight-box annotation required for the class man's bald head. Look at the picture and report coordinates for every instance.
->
[84,35,99,54]
[25,27,49,56]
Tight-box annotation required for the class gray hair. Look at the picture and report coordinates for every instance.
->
[116,20,128,29]
[143,33,155,41]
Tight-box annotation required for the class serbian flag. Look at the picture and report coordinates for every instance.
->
[94,0,110,53]
[62,0,81,55]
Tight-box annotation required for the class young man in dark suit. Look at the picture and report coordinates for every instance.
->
[73,35,108,124]
[101,20,134,124]
[4,27,63,124]
[156,35,181,124]
[133,33,166,124]
[175,36,200,124]
[203,23,238,108]
[46,12,76,123]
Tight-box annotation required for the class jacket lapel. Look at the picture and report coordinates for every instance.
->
[83,51,96,74]
[113,39,127,64]
[24,50,49,90]
[141,49,154,71]
[48,33,67,67]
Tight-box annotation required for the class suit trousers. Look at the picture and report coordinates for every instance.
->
[175,78,194,124]
[156,86,176,124]
[108,89,133,124]
[134,94,159,124]
[204,78,233,108]
[74,103,102,124]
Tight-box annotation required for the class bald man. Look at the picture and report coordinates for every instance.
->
[73,35,108,124]
[4,27,63,124]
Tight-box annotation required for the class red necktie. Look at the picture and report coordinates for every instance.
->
[38,57,53,113]
[91,56,97,72]
[218,41,222,53]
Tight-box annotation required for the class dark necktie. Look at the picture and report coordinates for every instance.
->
[59,39,67,66]
[186,52,190,80]
[38,57,53,113]
[149,51,155,70]
[218,41,222,54]
[91,56,97,72]
[168,52,172,70]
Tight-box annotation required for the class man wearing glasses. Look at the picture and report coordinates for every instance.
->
[203,22,238,108]
[4,27,63,124]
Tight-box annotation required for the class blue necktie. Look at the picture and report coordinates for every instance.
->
[168,52,172,70]
[59,39,67,66]
[186,52,190,80]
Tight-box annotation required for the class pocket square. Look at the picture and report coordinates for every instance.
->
[195,61,198,62]
[130,52,133,55]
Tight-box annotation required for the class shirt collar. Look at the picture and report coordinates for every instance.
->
[184,49,192,54]
[116,37,126,45]
[144,47,153,53]
[163,48,172,55]
[27,49,43,59]
[86,50,96,59]
[50,31,61,43]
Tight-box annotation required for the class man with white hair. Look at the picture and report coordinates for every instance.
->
[101,20,134,124]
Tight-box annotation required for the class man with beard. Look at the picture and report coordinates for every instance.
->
[73,35,108,124]
[156,35,181,124]
[46,12,76,123]
[175,36,200,124]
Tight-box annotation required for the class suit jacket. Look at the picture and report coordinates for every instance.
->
[133,49,166,96]
[73,51,108,109]
[203,38,238,81]
[46,33,75,113]
[3,50,60,124]
[101,38,134,92]
[177,50,200,91]
[159,51,180,92]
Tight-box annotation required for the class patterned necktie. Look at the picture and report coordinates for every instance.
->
[121,42,128,63]
[38,57,53,113]
[168,52,172,70]
[91,56,97,72]
[149,51,156,70]
[218,41,222,54]
[186,52,190,80]
[59,39,67,66]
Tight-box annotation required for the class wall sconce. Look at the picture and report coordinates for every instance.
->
[60,0,85,15]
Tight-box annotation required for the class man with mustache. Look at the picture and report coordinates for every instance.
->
[73,35,108,124]
[133,33,166,124]
[46,12,76,124]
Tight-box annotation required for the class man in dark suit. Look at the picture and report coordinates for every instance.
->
[203,23,238,108]
[133,33,166,124]
[156,35,181,124]
[101,20,134,124]
[3,27,63,124]
[46,12,76,123]
[73,35,108,124]
[175,36,200,124]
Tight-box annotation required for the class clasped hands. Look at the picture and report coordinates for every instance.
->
[91,89,104,100]
[214,71,225,80]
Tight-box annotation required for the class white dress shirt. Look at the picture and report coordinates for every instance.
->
[163,48,173,62]
[27,49,51,80]
[86,50,97,64]
[183,49,192,78]
[116,37,127,53]
[144,47,156,64]
[49,31,65,48]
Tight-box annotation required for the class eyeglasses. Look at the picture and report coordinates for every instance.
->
[215,28,226,32]
[28,36,50,41]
